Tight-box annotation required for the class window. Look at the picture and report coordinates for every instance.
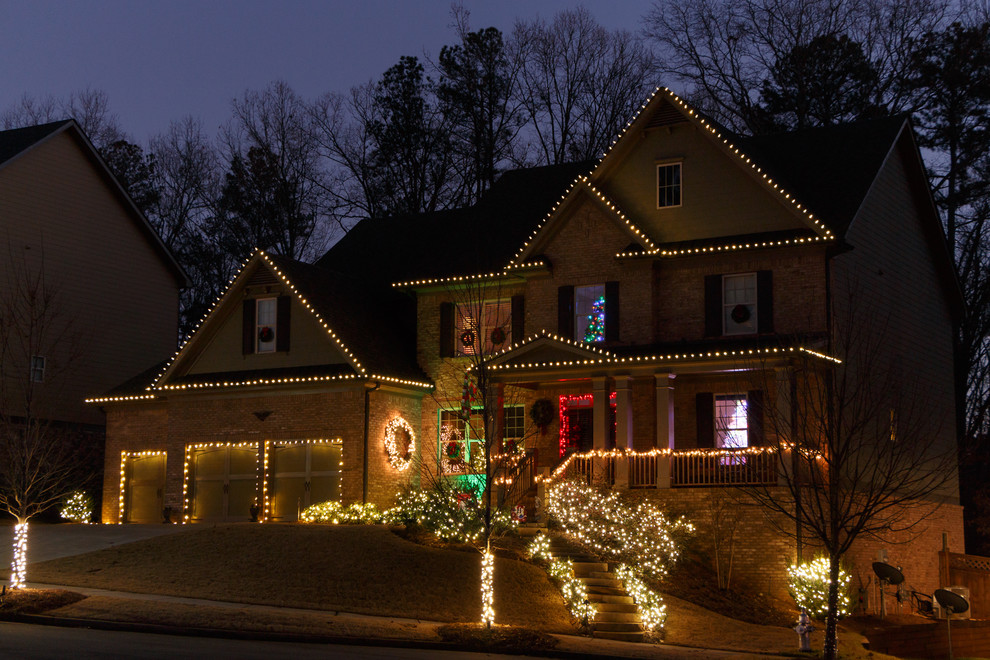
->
[256,298,277,353]
[723,273,757,335]
[715,395,748,449]
[657,162,682,208]
[456,300,511,356]
[575,284,606,342]
[438,406,524,473]
[504,406,525,441]
[30,356,45,383]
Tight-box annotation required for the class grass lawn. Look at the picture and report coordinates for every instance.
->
[28,523,574,632]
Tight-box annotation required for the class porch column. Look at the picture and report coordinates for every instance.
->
[592,376,608,450]
[655,373,675,489]
[614,377,634,450]
[775,366,794,486]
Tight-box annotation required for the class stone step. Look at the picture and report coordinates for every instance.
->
[594,601,639,613]
[581,577,623,588]
[585,585,628,597]
[594,621,644,633]
[516,526,545,537]
[594,630,645,643]
[586,571,618,579]
[593,611,641,623]
[571,562,609,575]
[587,593,634,605]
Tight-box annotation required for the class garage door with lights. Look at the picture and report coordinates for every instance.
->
[121,452,166,524]
[266,440,342,521]
[186,444,259,523]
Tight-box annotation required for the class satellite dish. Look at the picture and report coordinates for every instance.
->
[872,562,905,586]
[934,589,970,615]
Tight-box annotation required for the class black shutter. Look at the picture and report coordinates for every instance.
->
[704,275,722,337]
[276,295,291,352]
[439,302,454,357]
[557,285,574,338]
[511,295,524,343]
[605,281,620,342]
[747,389,765,446]
[242,300,255,355]
[696,392,714,448]
[757,270,774,333]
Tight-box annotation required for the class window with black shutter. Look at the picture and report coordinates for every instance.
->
[704,271,773,336]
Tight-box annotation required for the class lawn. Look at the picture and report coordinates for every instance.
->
[28,523,574,632]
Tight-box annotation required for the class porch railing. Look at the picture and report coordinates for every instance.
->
[549,447,782,490]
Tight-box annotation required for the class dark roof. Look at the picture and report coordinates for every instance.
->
[267,255,428,383]
[0,120,72,167]
[317,160,594,284]
[97,359,169,398]
[737,116,906,236]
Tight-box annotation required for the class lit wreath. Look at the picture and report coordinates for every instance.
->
[384,416,415,471]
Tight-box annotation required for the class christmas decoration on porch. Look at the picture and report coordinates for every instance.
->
[529,398,555,434]
[583,295,606,342]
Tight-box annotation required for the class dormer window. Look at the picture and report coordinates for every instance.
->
[256,298,277,352]
[657,162,682,208]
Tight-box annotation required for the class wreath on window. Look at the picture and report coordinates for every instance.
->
[459,329,475,347]
[529,398,555,435]
[384,417,415,471]
[258,326,274,343]
[445,441,462,460]
[730,304,751,324]
[490,327,506,346]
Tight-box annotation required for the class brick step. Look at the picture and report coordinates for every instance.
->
[585,585,628,596]
[586,571,619,579]
[594,630,645,643]
[594,601,639,612]
[587,593,634,605]
[571,562,610,575]
[581,577,623,588]
[594,621,644,633]
[593,611,641,623]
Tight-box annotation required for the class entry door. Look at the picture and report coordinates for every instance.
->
[124,454,165,523]
[565,409,594,453]
[190,446,258,522]
[270,443,342,521]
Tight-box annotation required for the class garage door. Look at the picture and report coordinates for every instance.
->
[123,453,165,523]
[269,442,342,521]
[189,445,258,522]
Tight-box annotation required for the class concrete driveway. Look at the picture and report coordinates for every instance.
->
[0,522,186,568]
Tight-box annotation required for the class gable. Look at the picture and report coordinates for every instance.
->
[490,333,613,368]
[595,109,810,244]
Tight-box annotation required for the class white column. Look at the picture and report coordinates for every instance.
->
[592,377,608,450]
[614,376,634,450]
[655,373,675,449]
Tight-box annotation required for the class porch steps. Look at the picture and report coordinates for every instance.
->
[546,536,646,643]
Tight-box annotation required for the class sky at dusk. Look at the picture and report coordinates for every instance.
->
[1,1,656,144]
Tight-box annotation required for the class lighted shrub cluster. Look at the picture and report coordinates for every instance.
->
[379,488,515,544]
[527,533,597,624]
[300,501,382,524]
[546,479,693,581]
[787,557,852,620]
[60,491,93,524]
[614,564,666,635]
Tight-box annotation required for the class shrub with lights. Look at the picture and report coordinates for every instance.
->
[381,486,515,544]
[787,557,852,620]
[615,564,667,636]
[545,479,693,581]
[527,533,597,625]
[60,491,93,524]
[300,500,382,524]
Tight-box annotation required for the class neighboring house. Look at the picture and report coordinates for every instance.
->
[0,120,185,434]
[95,89,963,603]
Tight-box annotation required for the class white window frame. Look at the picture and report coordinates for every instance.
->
[656,162,682,209]
[30,355,45,383]
[256,297,277,353]
[722,272,757,336]
[456,300,511,356]
[714,394,748,450]
[575,284,606,343]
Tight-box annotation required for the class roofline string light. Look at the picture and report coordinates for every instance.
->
[578,176,658,251]
[615,235,828,259]
[391,259,546,289]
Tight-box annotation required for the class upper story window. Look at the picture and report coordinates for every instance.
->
[657,162,682,208]
[715,394,749,449]
[30,355,45,383]
[575,284,606,342]
[457,300,511,356]
[723,273,757,335]
[256,298,277,353]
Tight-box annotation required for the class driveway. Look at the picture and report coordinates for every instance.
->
[0,522,186,567]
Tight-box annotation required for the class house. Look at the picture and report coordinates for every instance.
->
[0,119,186,435]
[94,88,963,603]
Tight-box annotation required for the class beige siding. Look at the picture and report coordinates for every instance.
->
[0,131,179,425]
[600,122,807,243]
[834,138,959,501]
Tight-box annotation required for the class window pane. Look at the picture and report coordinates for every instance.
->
[456,306,478,356]
[723,273,757,335]
[715,395,748,449]
[257,298,277,352]
[504,406,525,439]
[482,301,511,353]
[575,284,605,342]
[658,163,682,208]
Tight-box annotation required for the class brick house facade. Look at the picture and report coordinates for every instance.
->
[95,88,964,603]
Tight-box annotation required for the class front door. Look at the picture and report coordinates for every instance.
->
[269,442,342,521]
[124,454,165,523]
[189,445,258,522]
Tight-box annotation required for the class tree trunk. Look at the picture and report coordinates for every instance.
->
[823,553,841,660]
[10,518,29,589]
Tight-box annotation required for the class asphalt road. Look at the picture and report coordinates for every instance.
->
[0,622,542,660]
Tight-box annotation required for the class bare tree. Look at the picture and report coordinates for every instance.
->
[0,250,95,588]
[1,88,124,151]
[743,291,955,660]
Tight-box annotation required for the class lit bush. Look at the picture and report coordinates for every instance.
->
[300,500,382,524]
[527,533,596,624]
[381,487,515,544]
[787,556,851,620]
[615,563,666,635]
[60,491,92,524]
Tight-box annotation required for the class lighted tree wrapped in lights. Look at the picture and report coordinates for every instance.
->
[583,296,606,342]
[787,557,851,620]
